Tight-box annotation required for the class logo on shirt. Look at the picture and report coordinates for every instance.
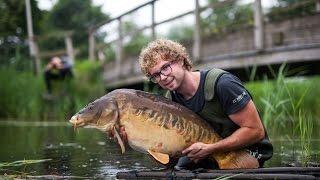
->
[246,149,262,160]
[232,91,247,104]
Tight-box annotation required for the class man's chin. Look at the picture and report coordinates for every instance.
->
[166,84,177,91]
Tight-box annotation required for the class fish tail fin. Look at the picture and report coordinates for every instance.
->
[213,150,259,169]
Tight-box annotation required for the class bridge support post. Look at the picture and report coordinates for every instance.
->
[193,0,202,63]
[65,33,74,64]
[254,0,265,51]
[89,28,96,61]
[151,1,156,40]
[25,0,41,75]
[116,18,123,79]
[316,0,320,12]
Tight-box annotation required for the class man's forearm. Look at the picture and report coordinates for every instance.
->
[208,127,264,153]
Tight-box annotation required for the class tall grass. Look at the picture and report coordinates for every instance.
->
[246,64,317,165]
[0,59,105,121]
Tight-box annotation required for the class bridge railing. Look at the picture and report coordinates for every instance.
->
[88,0,320,88]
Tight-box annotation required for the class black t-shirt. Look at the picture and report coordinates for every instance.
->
[171,70,273,165]
[172,71,251,115]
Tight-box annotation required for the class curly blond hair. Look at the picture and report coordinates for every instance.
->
[139,39,193,76]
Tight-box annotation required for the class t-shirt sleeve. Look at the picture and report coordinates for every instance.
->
[215,73,251,115]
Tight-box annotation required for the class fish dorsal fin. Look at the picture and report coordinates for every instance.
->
[113,127,126,154]
[147,150,169,164]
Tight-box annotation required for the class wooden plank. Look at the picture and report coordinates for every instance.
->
[94,0,158,30]
[198,44,320,70]
[117,167,320,179]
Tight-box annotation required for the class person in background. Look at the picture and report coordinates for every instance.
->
[44,56,73,95]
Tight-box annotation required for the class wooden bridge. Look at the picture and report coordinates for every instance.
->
[90,0,320,89]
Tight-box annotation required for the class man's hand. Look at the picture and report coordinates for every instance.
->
[108,126,128,144]
[182,142,213,163]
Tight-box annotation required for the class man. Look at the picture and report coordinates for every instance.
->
[44,56,73,95]
[118,39,273,169]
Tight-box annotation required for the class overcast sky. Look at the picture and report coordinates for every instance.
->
[38,0,277,17]
[37,0,277,41]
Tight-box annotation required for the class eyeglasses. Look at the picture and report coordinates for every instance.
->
[149,61,175,83]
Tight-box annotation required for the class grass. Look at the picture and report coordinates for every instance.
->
[245,64,318,165]
[0,59,105,121]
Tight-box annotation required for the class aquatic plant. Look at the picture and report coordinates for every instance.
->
[246,64,316,166]
[0,159,52,168]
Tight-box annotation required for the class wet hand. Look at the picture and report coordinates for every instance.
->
[182,142,212,163]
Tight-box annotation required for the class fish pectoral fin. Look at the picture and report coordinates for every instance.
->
[113,127,126,154]
[147,150,169,164]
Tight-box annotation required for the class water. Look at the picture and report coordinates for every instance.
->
[0,120,319,178]
[0,121,162,178]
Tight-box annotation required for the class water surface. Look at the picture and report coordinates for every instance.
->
[0,120,319,178]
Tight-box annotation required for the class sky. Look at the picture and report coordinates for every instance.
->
[37,0,277,41]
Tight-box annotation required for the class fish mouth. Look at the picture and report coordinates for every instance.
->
[69,115,86,128]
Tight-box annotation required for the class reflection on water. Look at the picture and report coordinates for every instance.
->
[0,120,319,178]
[0,120,162,178]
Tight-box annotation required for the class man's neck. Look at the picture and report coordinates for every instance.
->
[176,71,201,100]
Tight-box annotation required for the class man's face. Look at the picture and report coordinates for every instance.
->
[148,59,185,91]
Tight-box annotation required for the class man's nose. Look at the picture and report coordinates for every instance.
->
[159,73,168,81]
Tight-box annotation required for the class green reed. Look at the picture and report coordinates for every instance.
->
[246,64,317,165]
[0,59,104,121]
[0,159,52,168]
[297,109,313,166]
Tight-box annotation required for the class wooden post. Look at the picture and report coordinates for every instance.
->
[98,49,106,63]
[254,0,264,51]
[25,0,40,75]
[89,28,96,61]
[316,0,320,12]
[151,1,156,40]
[193,0,202,63]
[116,17,123,78]
[65,33,74,64]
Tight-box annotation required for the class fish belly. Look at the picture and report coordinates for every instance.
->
[121,117,186,156]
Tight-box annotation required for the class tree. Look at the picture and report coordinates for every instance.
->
[202,0,253,35]
[42,0,110,58]
[164,0,253,42]
[167,24,194,43]
[267,0,316,22]
[122,21,150,57]
[0,0,43,70]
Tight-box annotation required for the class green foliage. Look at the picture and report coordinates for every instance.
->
[123,34,150,57]
[246,65,319,164]
[0,59,105,121]
[122,21,150,57]
[72,60,105,101]
[167,24,194,42]
[164,1,253,41]
[41,0,110,57]
[0,0,42,63]
[202,0,253,35]
[104,45,116,62]
[267,0,316,22]
[0,69,44,119]
[0,0,42,37]
[247,68,320,130]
